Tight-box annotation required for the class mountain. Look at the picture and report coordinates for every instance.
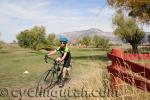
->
[57,28,122,43]
[56,28,150,44]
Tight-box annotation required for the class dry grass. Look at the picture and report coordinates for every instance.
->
[0,45,150,100]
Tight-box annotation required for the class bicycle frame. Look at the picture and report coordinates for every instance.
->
[37,55,72,89]
[44,55,63,80]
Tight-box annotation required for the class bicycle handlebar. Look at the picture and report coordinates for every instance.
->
[44,55,56,63]
[44,55,63,67]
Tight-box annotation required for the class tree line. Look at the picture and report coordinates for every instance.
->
[77,35,109,49]
[16,26,59,50]
[1,22,150,53]
[16,25,110,50]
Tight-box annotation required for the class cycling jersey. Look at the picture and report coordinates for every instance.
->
[56,46,71,67]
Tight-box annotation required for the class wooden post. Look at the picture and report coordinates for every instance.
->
[111,48,124,89]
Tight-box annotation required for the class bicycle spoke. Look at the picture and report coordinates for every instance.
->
[37,70,54,89]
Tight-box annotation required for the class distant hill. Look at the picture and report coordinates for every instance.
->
[57,28,122,44]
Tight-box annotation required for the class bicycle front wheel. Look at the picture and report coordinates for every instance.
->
[37,70,54,89]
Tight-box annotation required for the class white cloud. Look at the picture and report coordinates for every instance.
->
[0,1,53,21]
[0,1,116,42]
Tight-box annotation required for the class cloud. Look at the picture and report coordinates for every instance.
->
[0,0,116,42]
[0,1,54,22]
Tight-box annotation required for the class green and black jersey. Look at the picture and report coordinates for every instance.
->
[56,46,71,67]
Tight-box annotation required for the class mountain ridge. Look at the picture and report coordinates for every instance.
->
[57,28,121,43]
[56,28,150,44]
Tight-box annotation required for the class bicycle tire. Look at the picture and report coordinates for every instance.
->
[37,69,54,89]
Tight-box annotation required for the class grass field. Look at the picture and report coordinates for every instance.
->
[0,46,108,86]
[0,45,150,100]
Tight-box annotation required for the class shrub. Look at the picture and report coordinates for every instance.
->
[0,41,5,49]
[35,43,45,50]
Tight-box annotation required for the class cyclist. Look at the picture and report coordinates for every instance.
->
[47,37,71,87]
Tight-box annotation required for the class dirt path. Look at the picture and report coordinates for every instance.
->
[8,65,107,100]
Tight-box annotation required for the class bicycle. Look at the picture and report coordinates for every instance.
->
[37,55,72,89]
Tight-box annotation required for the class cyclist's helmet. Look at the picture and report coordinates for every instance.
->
[59,37,68,44]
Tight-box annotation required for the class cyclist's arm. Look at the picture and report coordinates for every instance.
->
[47,50,56,56]
[60,52,67,62]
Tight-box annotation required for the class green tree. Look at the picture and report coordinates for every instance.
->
[93,35,102,48]
[0,41,5,49]
[93,35,109,49]
[47,33,56,45]
[30,26,46,49]
[76,37,82,45]
[54,38,60,46]
[0,33,2,49]
[113,13,145,53]
[17,25,46,50]
[17,30,30,48]
[81,36,92,47]
[101,38,109,49]
[0,33,7,49]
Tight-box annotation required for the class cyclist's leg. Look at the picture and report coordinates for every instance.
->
[59,60,70,87]
[62,67,68,78]
[62,59,71,78]
[65,67,70,76]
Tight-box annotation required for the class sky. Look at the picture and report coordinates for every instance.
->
[0,0,150,43]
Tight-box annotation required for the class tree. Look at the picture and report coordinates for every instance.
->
[54,38,60,46]
[81,36,92,47]
[47,33,56,45]
[0,33,2,49]
[30,26,46,49]
[17,30,30,48]
[113,13,145,53]
[0,41,5,49]
[17,25,47,50]
[108,0,150,23]
[93,35,99,48]
[100,38,109,49]
[93,35,109,49]
[76,37,82,45]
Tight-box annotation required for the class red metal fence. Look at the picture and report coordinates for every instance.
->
[107,48,150,91]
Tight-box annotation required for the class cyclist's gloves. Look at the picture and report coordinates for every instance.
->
[45,54,48,58]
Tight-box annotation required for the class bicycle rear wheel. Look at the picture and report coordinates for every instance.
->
[37,70,54,89]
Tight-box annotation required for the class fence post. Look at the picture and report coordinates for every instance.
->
[111,48,124,89]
